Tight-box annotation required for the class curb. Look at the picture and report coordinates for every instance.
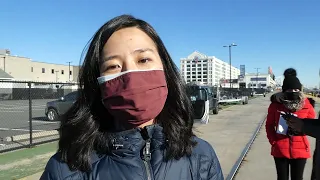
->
[3,130,59,142]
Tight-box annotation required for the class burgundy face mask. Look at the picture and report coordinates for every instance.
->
[97,70,168,129]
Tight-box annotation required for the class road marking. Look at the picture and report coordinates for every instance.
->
[30,120,59,124]
[0,110,25,112]
[0,104,46,107]
[0,128,46,132]
[0,108,45,111]
[0,105,46,109]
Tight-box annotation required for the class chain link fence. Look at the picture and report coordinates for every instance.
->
[0,80,79,153]
[219,88,254,99]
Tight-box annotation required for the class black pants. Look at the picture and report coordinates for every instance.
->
[274,157,307,180]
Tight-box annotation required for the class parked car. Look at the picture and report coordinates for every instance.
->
[251,88,267,97]
[186,84,219,124]
[45,91,78,121]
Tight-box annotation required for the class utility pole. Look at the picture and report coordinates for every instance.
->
[223,43,237,89]
[254,68,261,89]
[67,61,72,82]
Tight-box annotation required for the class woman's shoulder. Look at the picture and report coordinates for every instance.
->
[41,153,78,179]
[190,136,224,179]
[303,98,314,108]
[41,152,103,179]
[268,101,282,111]
[191,136,220,160]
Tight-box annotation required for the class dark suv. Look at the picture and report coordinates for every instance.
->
[186,84,219,120]
[45,91,78,121]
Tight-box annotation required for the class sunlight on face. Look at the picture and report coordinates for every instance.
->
[100,27,163,76]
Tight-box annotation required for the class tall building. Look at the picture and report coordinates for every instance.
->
[180,51,240,87]
[0,49,80,82]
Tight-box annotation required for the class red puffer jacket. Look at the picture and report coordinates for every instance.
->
[266,98,316,159]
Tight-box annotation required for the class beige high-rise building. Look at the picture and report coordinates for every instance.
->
[180,51,240,87]
[0,50,80,82]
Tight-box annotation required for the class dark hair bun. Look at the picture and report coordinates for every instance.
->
[283,68,297,77]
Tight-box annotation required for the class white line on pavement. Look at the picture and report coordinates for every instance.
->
[30,120,59,124]
[0,105,46,109]
[0,110,25,112]
[0,128,46,132]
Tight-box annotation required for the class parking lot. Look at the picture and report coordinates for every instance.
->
[0,99,59,146]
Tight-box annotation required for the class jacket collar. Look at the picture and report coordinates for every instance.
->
[106,124,165,157]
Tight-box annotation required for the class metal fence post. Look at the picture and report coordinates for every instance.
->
[28,82,33,147]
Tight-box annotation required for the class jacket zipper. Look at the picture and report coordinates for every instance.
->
[142,139,152,180]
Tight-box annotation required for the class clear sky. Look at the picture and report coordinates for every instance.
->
[0,0,319,87]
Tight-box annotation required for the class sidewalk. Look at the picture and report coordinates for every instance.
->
[19,172,43,180]
[196,95,270,178]
[235,103,320,179]
[0,141,57,180]
[235,124,316,180]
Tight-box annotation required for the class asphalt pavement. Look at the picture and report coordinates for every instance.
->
[0,99,60,147]
[195,95,271,178]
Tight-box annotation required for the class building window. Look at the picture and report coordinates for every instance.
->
[42,68,45,73]
[61,70,64,74]
[51,69,54,74]
[250,77,267,81]
[31,67,33,72]
[69,71,72,75]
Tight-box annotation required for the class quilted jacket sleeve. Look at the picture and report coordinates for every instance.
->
[207,148,224,180]
[191,137,224,180]
[265,103,277,145]
[40,153,80,180]
[40,154,62,180]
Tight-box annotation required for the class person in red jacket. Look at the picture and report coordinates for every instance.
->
[266,68,316,180]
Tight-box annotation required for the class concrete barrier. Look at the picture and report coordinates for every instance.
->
[3,130,59,142]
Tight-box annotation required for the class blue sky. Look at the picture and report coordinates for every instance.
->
[0,0,319,87]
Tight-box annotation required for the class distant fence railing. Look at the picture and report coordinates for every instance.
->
[0,80,79,153]
[219,88,254,98]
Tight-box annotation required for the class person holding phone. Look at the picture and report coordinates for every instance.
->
[266,68,316,180]
[282,100,319,180]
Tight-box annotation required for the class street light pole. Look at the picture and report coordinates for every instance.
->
[67,61,72,82]
[254,68,261,89]
[223,43,237,89]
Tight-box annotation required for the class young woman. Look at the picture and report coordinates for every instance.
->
[40,15,223,180]
[266,68,316,180]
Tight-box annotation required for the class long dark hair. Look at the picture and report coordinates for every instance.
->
[58,14,196,171]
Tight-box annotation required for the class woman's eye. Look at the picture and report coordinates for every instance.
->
[138,58,151,64]
[106,65,121,71]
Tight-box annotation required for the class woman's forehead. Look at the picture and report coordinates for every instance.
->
[102,27,157,57]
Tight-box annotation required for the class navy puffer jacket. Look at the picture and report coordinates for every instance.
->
[41,125,223,180]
